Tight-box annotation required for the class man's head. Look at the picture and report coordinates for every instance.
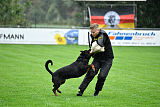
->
[89,23,100,37]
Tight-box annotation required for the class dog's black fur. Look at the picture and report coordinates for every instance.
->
[45,50,92,96]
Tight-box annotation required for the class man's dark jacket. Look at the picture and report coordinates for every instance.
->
[90,29,114,60]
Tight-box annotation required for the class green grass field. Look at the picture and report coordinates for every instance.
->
[0,44,160,107]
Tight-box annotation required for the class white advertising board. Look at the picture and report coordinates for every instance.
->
[0,28,160,46]
[79,29,160,46]
[0,28,78,45]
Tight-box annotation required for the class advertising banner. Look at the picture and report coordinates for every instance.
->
[107,30,160,46]
[78,29,160,46]
[89,5,135,28]
[0,28,78,45]
[0,28,160,46]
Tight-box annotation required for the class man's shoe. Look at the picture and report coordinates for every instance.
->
[94,90,99,96]
[77,90,83,96]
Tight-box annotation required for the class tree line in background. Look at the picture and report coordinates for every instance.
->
[0,0,159,28]
[26,0,83,27]
[0,0,31,26]
[137,0,160,28]
[0,0,83,27]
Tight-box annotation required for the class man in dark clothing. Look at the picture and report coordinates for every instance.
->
[77,23,114,96]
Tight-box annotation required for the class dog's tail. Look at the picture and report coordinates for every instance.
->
[45,60,53,75]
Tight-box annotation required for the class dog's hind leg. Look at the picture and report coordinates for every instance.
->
[57,80,66,94]
[53,89,58,96]
[61,80,66,85]
[57,89,61,93]
[52,84,60,96]
[56,79,66,94]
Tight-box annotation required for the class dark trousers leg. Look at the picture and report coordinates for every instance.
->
[79,60,100,91]
[95,59,113,91]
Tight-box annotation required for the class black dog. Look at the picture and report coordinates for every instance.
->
[45,50,95,96]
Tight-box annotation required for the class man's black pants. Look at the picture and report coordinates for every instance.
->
[79,58,113,92]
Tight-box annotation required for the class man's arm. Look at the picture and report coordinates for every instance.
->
[90,34,94,47]
[102,32,108,46]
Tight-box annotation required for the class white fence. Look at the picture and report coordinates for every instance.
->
[0,28,160,46]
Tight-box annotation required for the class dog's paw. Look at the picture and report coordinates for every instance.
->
[53,91,59,96]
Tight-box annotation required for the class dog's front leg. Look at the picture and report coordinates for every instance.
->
[86,65,91,72]
[86,64,95,72]
[90,64,95,72]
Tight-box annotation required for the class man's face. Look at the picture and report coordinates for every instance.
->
[91,28,99,37]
